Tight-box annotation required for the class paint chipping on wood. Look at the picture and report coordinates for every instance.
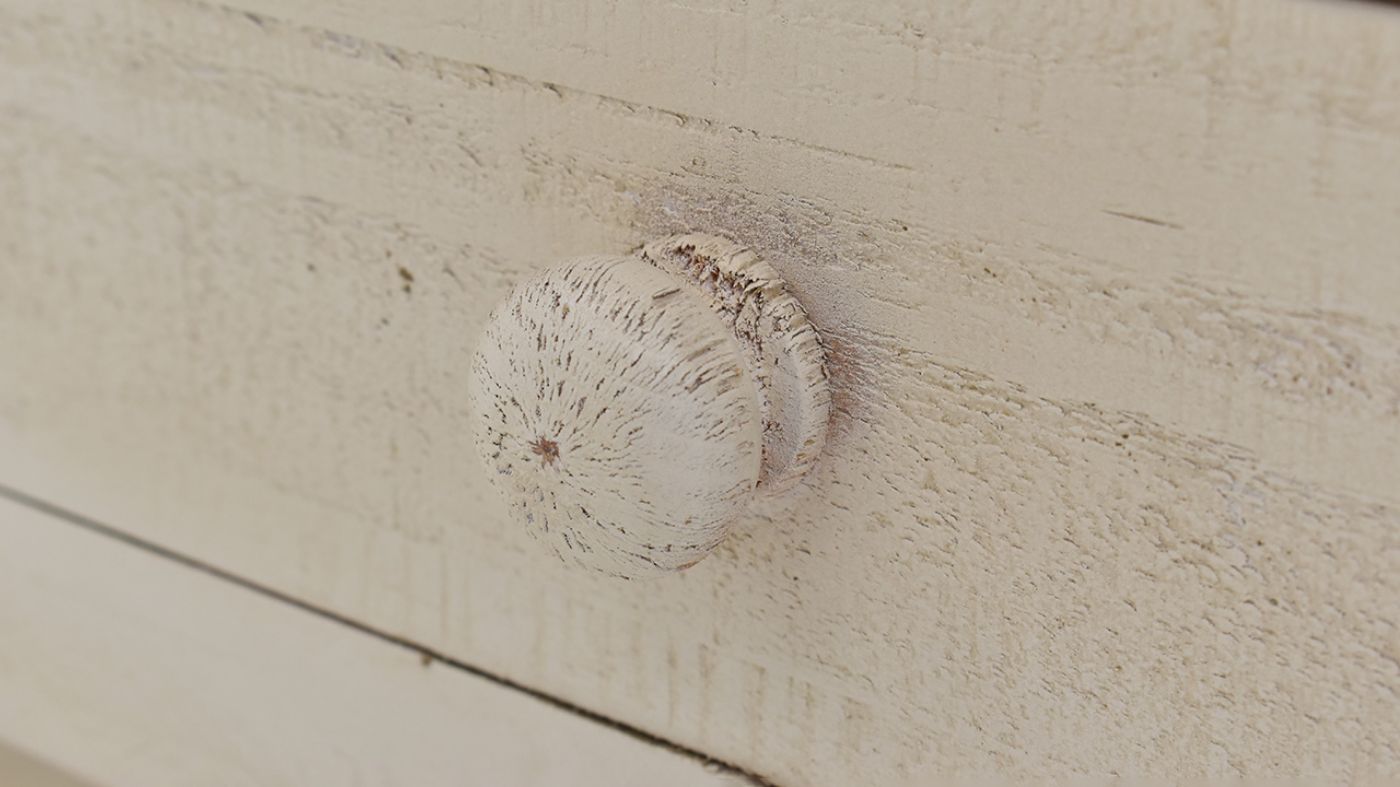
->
[640,234,831,496]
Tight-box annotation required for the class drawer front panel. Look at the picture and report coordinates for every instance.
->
[3,0,1398,782]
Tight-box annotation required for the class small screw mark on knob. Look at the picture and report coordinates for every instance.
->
[529,436,560,466]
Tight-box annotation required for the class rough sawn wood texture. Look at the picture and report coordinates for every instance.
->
[1,0,1399,783]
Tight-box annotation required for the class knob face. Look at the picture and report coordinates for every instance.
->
[470,255,763,578]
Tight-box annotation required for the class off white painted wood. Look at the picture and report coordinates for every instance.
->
[0,495,751,787]
[5,0,1399,500]
[2,0,1399,782]
[0,743,97,787]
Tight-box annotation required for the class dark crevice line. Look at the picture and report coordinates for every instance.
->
[1100,209,1185,231]
[202,0,913,175]
[0,481,776,787]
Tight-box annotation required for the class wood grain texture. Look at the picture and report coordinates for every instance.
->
[1,0,1399,782]
[0,494,754,787]
[5,0,1398,499]
[195,0,1400,320]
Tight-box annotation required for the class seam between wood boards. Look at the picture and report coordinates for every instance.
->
[0,481,777,787]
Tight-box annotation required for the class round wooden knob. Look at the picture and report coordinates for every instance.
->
[469,235,829,578]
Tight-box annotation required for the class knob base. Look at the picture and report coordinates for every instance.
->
[639,235,830,497]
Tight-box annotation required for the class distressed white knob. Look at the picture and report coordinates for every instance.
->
[470,235,829,578]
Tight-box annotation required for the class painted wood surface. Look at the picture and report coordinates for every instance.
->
[2,0,1398,782]
[0,742,97,787]
[0,494,752,787]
